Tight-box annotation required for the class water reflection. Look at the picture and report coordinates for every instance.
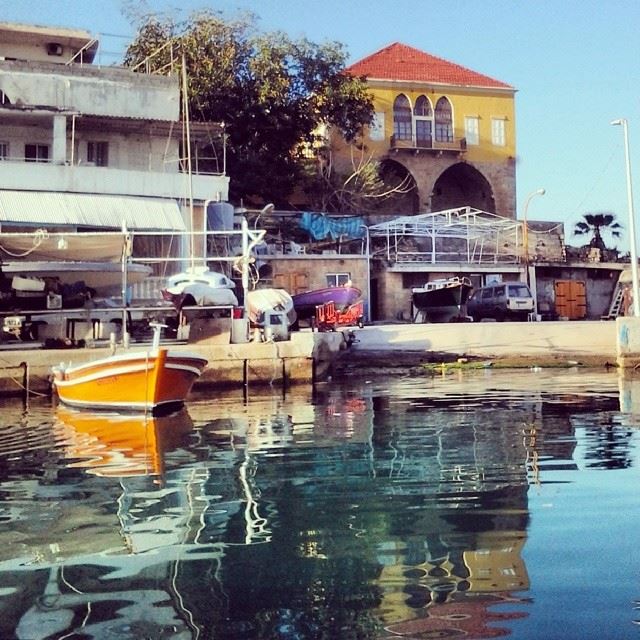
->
[55,406,194,477]
[0,369,636,638]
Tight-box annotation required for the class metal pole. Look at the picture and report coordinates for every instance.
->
[612,119,640,317]
[241,216,249,317]
[363,225,371,322]
[522,188,545,267]
[522,188,545,319]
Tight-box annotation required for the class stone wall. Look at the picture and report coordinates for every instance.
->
[262,256,369,317]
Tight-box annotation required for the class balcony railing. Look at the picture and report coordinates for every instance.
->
[389,135,467,154]
[0,161,229,202]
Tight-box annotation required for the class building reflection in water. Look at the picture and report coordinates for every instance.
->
[0,374,624,639]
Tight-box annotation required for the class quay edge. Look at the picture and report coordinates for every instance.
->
[348,320,620,368]
[0,332,349,399]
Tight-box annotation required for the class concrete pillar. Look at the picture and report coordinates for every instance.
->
[616,316,640,368]
[52,115,67,164]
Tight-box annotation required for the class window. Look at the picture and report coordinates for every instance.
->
[507,284,531,297]
[491,118,506,146]
[87,141,109,166]
[434,97,453,143]
[414,95,432,117]
[0,142,8,160]
[24,144,49,163]
[414,95,433,147]
[464,116,480,145]
[326,273,351,287]
[393,94,412,141]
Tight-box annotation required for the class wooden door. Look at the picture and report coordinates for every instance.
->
[554,280,586,319]
[273,272,308,295]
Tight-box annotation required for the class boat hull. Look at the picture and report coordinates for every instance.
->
[3,261,152,296]
[292,286,362,319]
[412,279,473,322]
[52,348,208,413]
[247,288,296,325]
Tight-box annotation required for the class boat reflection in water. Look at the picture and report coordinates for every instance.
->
[54,406,194,477]
[1,371,629,639]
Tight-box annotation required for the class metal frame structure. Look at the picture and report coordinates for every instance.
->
[368,206,523,265]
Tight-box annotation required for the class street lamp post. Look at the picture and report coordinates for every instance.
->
[521,188,545,319]
[522,188,546,266]
[611,118,640,317]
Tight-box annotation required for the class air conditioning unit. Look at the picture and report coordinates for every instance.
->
[46,42,63,56]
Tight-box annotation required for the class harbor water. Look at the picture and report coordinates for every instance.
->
[0,368,639,639]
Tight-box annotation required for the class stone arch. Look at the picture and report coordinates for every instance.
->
[378,158,419,214]
[431,162,496,212]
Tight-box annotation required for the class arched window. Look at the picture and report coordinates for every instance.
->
[435,97,453,143]
[393,94,412,141]
[414,95,432,117]
[414,95,433,147]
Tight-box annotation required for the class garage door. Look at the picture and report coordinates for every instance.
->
[554,280,586,319]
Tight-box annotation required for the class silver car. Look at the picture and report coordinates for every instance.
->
[467,282,534,322]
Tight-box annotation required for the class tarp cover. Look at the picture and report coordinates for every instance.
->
[299,212,364,240]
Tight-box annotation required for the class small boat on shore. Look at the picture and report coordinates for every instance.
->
[161,266,238,309]
[0,232,126,262]
[411,276,473,322]
[2,260,152,298]
[247,288,296,325]
[52,324,207,413]
[292,285,362,320]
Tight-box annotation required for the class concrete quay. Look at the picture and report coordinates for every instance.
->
[0,331,348,399]
[350,320,619,365]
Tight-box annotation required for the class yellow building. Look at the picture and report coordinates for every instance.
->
[339,42,517,217]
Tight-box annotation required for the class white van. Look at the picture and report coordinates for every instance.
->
[467,282,534,322]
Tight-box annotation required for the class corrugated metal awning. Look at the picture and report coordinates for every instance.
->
[0,191,186,230]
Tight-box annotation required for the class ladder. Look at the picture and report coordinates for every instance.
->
[603,283,625,319]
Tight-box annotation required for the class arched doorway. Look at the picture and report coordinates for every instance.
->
[378,159,419,214]
[431,163,495,212]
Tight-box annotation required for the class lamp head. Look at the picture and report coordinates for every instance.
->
[611,118,625,126]
[536,188,546,196]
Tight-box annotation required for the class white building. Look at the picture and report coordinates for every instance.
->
[0,22,229,235]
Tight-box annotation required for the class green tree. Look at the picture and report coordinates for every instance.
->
[123,10,375,206]
[573,212,622,251]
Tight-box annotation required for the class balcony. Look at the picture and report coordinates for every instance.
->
[389,135,467,156]
[0,160,229,202]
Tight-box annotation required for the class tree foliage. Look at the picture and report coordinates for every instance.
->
[573,212,622,250]
[123,10,375,206]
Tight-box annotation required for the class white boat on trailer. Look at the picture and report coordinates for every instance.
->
[411,276,473,323]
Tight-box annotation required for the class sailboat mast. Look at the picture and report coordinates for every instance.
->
[181,56,195,272]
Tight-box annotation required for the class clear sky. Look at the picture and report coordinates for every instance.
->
[2,0,640,250]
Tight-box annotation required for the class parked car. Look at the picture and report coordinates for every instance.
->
[467,282,534,321]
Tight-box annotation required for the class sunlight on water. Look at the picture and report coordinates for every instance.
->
[0,369,639,638]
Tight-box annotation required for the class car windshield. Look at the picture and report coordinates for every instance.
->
[508,284,531,297]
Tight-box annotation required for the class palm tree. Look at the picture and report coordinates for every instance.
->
[573,212,622,251]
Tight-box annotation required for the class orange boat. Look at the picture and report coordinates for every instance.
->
[52,324,207,413]
[55,405,194,477]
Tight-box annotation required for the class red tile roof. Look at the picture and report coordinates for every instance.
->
[346,42,513,90]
